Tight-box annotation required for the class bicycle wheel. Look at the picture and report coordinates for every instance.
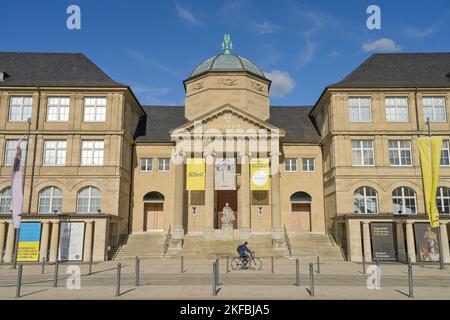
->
[249,257,262,271]
[231,257,242,270]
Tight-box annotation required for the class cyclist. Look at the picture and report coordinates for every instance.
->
[237,241,251,266]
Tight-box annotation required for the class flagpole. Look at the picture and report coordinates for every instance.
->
[426,118,444,269]
[12,118,31,269]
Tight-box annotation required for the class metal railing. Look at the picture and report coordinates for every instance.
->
[107,234,129,260]
[163,225,172,257]
[283,225,292,257]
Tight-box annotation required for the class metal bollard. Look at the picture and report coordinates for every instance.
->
[309,262,315,297]
[53,260,59,287]
[408,259,414,298]
[362,255,366,274]
[181,255,184,273]
[135,256,140,287]
[212,262,217,296]
[376,259,380,267]
[115,263,121,297]
[295,258,300,286]
[15,264,23,298]
[41,257,46,275]
[226,256,229,273]
[215,259,220,285]
[316,256,320,274]
[271,256,274,274]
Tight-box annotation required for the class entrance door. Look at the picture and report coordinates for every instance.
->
[291,203,311,232]
[216,190,238,229]
[144,202,164,231]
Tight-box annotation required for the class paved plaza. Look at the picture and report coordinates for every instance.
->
[0,257,449,300]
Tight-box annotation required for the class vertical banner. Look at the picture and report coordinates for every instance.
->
[17,222,41,262]
[214,158,236,190]
[186,158,205,190]
[370,223,396,261]
[11,138,24,228]
[414,223,440,262]
[59,222,85,261]
[250,158,270,190]
[418,137,442,228]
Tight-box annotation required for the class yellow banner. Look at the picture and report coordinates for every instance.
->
[418,137,442,228]
[250,158,270,190]
[186,158,205,190]
[17,242,40,262]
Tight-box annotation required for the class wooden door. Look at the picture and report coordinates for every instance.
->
[216,190,238,229]
[291,203,311,232]
[144,202,164,231]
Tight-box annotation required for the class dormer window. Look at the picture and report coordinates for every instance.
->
[0,71,8,81]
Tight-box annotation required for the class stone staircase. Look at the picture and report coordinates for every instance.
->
[172,234,286,259]
[113,233,167,260]
[287,233,344,261]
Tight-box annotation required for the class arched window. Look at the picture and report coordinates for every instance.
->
[290,192,312,202]
[77,186,101,214]
[392,187,417,215]
[143,191,165,202]
[38,186,63,214]
[354,187,378,214]
[0,187,11,214]
[436,187,450,214]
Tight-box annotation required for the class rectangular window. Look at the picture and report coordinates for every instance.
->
[140,158,153,172]
[43,140,67,166]
[284,158,297,172]
[389,140,412,166]
[351,140,374,166]
[4,140,27,166]
[9,96,32,122]
[385,97,408,122]
[423,97,446,122]
[47,97,70,122]
[157,158,170,172]
[302,158,315,172]
[441,140,450,166]
[81,140,104,166]
[83,97,106,122]
[348,97,372,122]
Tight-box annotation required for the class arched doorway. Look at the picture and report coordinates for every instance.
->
[290,192,312,232]
[143,192,165,231]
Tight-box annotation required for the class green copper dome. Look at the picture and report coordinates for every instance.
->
[189,34,266,79]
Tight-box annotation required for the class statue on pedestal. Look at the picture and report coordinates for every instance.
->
[221,203,235,227]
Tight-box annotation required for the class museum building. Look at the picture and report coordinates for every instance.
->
[0,36,449,263]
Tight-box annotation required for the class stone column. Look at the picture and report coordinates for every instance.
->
[171,152,185,248]
[93,219,107,261]
[347,219,363,262]
[39,222,50,262]
[4,222,15,263]
[49,221,60,262]
[405,221,416,263]
[204,153,215,239]
[239,153,251,239]
[396,221,407,263]
[83,221,94,262]
[0,222,5,262]
[362,222,372,262]
[439,222,450,264]
[270,152,283,248]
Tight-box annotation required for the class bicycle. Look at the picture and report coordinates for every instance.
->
[231,251,262,271]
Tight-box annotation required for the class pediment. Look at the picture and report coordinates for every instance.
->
[170,104,284,137]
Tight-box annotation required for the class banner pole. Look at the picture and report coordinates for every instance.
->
[12,118,31,269]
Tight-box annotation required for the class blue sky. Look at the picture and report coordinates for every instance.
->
[2,0,450,106]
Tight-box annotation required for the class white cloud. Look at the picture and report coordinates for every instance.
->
[175,2,200,25]
[253,21,279,35]
[362,38,403,52]
[125,48,182,79]
[264,70,296,98]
